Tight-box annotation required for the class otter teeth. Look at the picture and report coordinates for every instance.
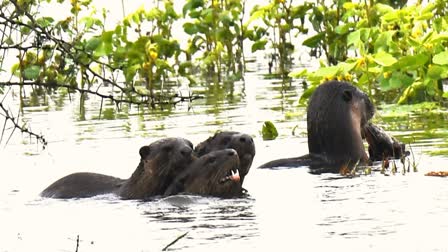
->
[230,169,240,182]
[219,169,241,184]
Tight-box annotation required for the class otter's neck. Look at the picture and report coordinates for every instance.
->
[118,160,159,200]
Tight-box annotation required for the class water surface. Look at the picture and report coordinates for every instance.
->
[1,65,448,252]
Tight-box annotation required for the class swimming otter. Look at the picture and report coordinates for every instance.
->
[41,138,194,199]
[259,81,375,173]
[164,149,242,198]
[194,131,255,184]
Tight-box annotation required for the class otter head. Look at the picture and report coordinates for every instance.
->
[307,81,374,173]
[121,137,194,199]
[363,122,407,161]
[194,131,255,184]
[164,149,242,198]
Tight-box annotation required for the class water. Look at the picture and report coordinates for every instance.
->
[1,65,448,252]
[2,1,448,250]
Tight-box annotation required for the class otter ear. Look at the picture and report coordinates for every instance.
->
[139,146,151,159]
[342,89,353,102]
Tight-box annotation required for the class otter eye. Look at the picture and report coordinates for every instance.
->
[342,89,353,102]
[207,156,217,164]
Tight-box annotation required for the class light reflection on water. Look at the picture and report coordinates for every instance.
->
[1,69,448,251]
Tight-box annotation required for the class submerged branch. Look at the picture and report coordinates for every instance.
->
[162,232,188,251]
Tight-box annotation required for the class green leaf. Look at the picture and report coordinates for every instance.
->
[302,32,324,48]
[313,66,341,77]
[427,65,445,79]
[85,37,101,52]
[183,22,198,35]
[390,72,413,89]
[374,31,394,52]
[93,31,114,57]
[289,69,308,78]
[247,8,265,24]
[375,3,394,14]
[36,17,54,28]
[183,0,204,17]
[20,26,31,35]
[251,39,267,52]
[94,41,113,57]
[433,51,448,65]
[5,37,14,45]
[373,51,397,66]
[429,34,448,43]
[146,8,162,20]
[11,63,20,75]
[23,65,41,80]
[124,64,140,83]
[347,30,360,47]
[396,54,429,69]
[102,31,114,44]
[339,62,357,73]
[335,24,350,35]
[80,16,102,30]
[261,121,278,141]
[416,12,433,21]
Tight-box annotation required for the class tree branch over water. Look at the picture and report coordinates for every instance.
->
[0,0,204,147]
[0,100,47,147]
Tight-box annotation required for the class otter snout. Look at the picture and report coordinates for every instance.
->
[180,146,193,158]
[225,149,237,156]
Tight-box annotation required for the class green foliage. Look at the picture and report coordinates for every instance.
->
[246,0,312,77]
[182,0,246,81]
[1,0,447,117]
[261,121,279,140]
[291,0,448,104]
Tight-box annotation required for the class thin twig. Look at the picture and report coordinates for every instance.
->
[0,101,47,147]
[162,232,188,251]
[75,235,79,252]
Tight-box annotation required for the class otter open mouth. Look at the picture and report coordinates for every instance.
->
[219,168,240,184]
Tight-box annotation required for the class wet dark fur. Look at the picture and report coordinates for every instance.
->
[364,123,407,161]
[259,81,375,173]
[194,131,255,184]
[41,138,194,199]
[40,173,125,199]
[164,149,242,198]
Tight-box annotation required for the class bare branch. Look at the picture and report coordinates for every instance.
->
[0,100,47,147]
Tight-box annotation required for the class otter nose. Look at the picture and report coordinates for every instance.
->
[226,149,237,156]
[180,146,192,157]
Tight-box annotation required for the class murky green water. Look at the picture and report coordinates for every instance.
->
[1,62,448,251]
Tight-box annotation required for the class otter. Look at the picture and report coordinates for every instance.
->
[363,122,408,162]
[164,149,243,198]
[41,138,194,199]
[259,81,375,173]
[194,131,255,184]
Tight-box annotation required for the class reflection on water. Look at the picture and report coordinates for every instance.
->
[139,195,258,250]
[1,61,448,251]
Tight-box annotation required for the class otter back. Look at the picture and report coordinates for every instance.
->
[307,81,374,172]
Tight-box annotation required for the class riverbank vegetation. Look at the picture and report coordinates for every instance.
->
[0,0,447,145]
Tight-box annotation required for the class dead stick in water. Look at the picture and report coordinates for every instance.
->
[75,235,80,252]
[162,232,188,251]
